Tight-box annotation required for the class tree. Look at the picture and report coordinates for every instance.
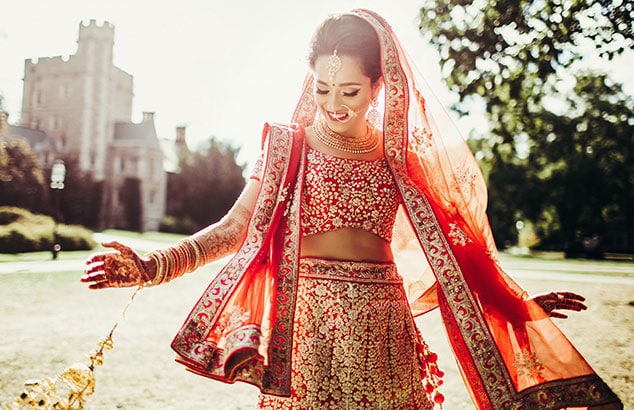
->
[418,0,634,254]
[165,138,246,233]
[121,177,142,231]
[0,138,49,214]
[526,74,633,254]
[54,156,104,229]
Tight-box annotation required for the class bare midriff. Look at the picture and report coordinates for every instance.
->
[300,228,394,263]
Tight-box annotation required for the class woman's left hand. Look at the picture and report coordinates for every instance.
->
[81,241,153,289]
[528,291,587,319]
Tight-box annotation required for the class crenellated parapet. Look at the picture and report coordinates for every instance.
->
[79,19,115,38]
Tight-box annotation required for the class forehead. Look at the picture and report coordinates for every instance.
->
[314,54,370,83]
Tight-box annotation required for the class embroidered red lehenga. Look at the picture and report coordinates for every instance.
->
[170,9,622,410]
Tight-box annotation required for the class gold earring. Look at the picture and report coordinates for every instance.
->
[367,98,381,128]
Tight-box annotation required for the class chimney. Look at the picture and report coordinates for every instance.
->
[175,125,189,164]
[142,111,155,122]
[176,125,186,145]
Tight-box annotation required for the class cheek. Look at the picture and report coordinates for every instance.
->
[313,93,327,106]
[350,96,372,111]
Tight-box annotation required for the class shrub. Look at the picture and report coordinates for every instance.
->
[57,224,96,251]
[159,215,199,235]
[0,206,96,253]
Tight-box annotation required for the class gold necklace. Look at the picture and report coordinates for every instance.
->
[313,119,380,154]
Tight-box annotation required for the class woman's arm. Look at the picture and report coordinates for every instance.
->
[82,179,260,289]
[146,178,260,285]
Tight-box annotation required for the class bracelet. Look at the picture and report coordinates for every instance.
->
[145,237,206,287]
[147,250,167,286]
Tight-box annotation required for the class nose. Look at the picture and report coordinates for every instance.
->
[324,92,342,111]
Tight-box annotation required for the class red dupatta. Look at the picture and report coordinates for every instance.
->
[171,8,622,409]
[352,9,621,410]
[171,123,305,395]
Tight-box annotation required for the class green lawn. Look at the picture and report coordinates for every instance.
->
[0,229,186,263]
[0,250,632,408]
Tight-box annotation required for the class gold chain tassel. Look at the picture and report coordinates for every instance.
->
[6,287,142,410]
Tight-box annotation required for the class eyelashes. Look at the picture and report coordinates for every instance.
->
[315,88,361,97]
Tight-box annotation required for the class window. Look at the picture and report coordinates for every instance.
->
[59,83,71,100]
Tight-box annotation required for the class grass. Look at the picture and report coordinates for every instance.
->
[0,230,186,263]
[99,229,186,243]
[498,252,634,277]
[0,262,260,409]
[0,250,91,263]
[0,244,632,409]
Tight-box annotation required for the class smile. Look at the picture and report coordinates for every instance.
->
[327,110,350,122]
[322,104,357,124]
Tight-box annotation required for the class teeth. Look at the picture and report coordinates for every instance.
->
[329,111,347,121]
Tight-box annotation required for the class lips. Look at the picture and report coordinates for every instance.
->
[326,110,351,123]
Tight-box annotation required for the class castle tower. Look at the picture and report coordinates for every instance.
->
[19,20,167,231]
[20,19,133,180]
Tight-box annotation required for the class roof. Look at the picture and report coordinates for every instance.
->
[6,125,48,144]
[113,121,157,141]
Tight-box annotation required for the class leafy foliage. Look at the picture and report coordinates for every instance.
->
[0,138,49,213]
[419,0,634,255]
[164,138,246,233]
[0,206,95,253]
[121,177,142,232]
[53,156,104,230]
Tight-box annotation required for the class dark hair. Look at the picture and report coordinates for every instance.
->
[308,14,382,83]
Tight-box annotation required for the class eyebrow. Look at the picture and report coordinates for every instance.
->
[316,79,362,87]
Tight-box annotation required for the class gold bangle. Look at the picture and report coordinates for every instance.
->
[146,251,165,286]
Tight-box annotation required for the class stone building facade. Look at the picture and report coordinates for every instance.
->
[18,19,166,231]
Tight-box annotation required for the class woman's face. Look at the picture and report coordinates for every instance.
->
[313,53,379,137]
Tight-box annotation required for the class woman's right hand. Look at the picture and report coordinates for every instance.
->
[81,241,156,289]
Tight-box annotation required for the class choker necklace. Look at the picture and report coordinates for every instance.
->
[313,119,380,154]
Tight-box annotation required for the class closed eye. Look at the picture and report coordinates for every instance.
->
[342,90,360,97]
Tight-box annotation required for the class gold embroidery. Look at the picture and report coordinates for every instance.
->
[171,124,295,392]
[302,149,400,241]
[398,181,518,405]
[409,126,433,155]
[258,259,432,410]
[448,223,472,246]
[265,147,304,392]
[513,349,543,378]
[453,165,479,194]
[249,154,264,180]
[368,5,520,404]
[277,186,289,205]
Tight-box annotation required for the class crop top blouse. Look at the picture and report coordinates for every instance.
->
[249,148,401,242]
[301,148,400,242]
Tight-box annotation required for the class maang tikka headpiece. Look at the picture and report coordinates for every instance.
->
[327,49,342,83]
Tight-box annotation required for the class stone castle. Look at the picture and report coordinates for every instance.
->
[7,19,172,231]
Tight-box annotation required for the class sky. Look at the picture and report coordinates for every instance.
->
[0,0,446,167]
[1,0,631,168]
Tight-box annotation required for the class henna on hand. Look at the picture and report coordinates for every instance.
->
[528,291,587,319]
[81,241,153,289]
[143,202,253,286]
[193,203,251,265]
